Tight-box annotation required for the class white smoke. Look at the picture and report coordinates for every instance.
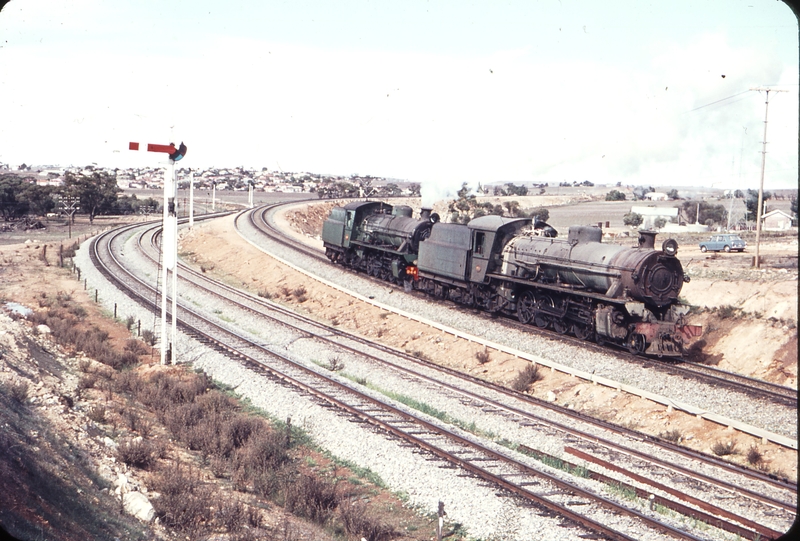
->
[420,179,476,208]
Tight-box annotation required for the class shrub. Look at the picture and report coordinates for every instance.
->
[151,462,211,537]
[327,356,345,371]
[711,440,738,456]
[659,429,682,443]
[746,445,763,465]
[293,286,308,303]
[77,374,98,391]
[511,364,542,392]
[124,315,136,330]
[117,438,159,469]
[257,289,273,299]
[475,347,491,364]
[339,500,396,541]
[141,329,157,346]
[717,305,738,319]
[284,472,340,524]
[87,405,106,423]
[9,380,29,403]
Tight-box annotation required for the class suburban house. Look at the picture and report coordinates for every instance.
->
[630,205,679,229]
[761,209,794,231]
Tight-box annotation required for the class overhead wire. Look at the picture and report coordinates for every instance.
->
[684,90,751,113]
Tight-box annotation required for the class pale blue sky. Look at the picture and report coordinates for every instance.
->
[0,0,797,194]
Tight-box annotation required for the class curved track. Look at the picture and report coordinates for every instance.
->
[250,202,797,409]
[85,215,796,541]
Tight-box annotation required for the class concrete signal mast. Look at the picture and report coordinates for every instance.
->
[129,141,187,364]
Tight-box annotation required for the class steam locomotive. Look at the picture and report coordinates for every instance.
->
[321,201,701,357]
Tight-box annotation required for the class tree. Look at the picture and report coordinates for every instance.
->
[632,186,654,200]
[623,212,643,227]
[520,207,549,222]
[666,189,680,200]
[681,200,727,225]
[0,174,56,220]
[61,171,121,224]
[605,190,626,201]
[504,183,528,196]
[0,174,31,220]
[503,200,521,217]
[745,189,772,221]
[654,217,667,229]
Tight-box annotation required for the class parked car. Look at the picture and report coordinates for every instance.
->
[699,234,747,253]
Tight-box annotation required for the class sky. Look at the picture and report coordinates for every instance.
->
[0,0,798,199]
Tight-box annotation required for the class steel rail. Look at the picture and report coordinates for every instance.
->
[90,221,721,541]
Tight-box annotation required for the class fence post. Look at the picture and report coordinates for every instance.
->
[114,303,117,319]
[95,289,98,303]
[437,501,445,541]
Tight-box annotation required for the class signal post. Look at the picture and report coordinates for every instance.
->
[129,141,187,364]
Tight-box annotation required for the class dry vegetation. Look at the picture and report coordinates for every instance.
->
[0,224,433,541]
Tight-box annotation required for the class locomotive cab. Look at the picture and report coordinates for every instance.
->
[467,216,532,283]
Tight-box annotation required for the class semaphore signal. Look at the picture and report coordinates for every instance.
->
[129,140,188,365]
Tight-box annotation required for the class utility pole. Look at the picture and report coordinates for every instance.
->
[750,87,787,269]
[59,195,80,238]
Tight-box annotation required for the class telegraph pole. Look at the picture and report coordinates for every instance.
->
[750,87,787,269]
[58,195,80,238]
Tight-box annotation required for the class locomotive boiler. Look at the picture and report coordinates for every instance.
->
[499,225,699,355]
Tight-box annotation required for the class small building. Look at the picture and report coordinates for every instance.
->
[762,209,794,231]
[644,192,668,201]
[630,205,679,229]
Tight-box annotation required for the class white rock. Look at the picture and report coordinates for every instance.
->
[546,391,557,402]
[36,324,51,335]
[103,437,118,450]
[123,491,155,522]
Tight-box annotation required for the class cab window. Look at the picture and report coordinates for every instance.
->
[475,232,485,255]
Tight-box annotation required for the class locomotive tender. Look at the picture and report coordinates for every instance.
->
[321,201,701,357]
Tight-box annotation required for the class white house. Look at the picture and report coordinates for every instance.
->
[630,205,679,229]
[762,209,794,231]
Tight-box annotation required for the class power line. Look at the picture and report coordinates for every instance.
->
[684,90,751,113]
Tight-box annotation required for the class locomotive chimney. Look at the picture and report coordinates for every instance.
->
[420,207,432,221]
[638,230,657,250]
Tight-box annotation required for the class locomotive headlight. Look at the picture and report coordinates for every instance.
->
[662,238,679,256]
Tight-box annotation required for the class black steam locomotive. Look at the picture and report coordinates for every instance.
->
[321,201,701,357]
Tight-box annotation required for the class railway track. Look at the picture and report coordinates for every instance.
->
[251,201,798,409]
[85,216,794,540]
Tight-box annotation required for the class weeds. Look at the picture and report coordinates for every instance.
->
[326,356,345,371]
[292,286,308,303]
[87,405,106,423]
[746,445,763,465]
[716,305,739,319]
[9,380,30,403]
[117,438,159,469]
[475,347,491,365]
[659,429,682,443]
[141,329,157,346]
[257,289,273,299]
[123,338,150,356]
[711,440,738,456]
[511,364,542,392]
